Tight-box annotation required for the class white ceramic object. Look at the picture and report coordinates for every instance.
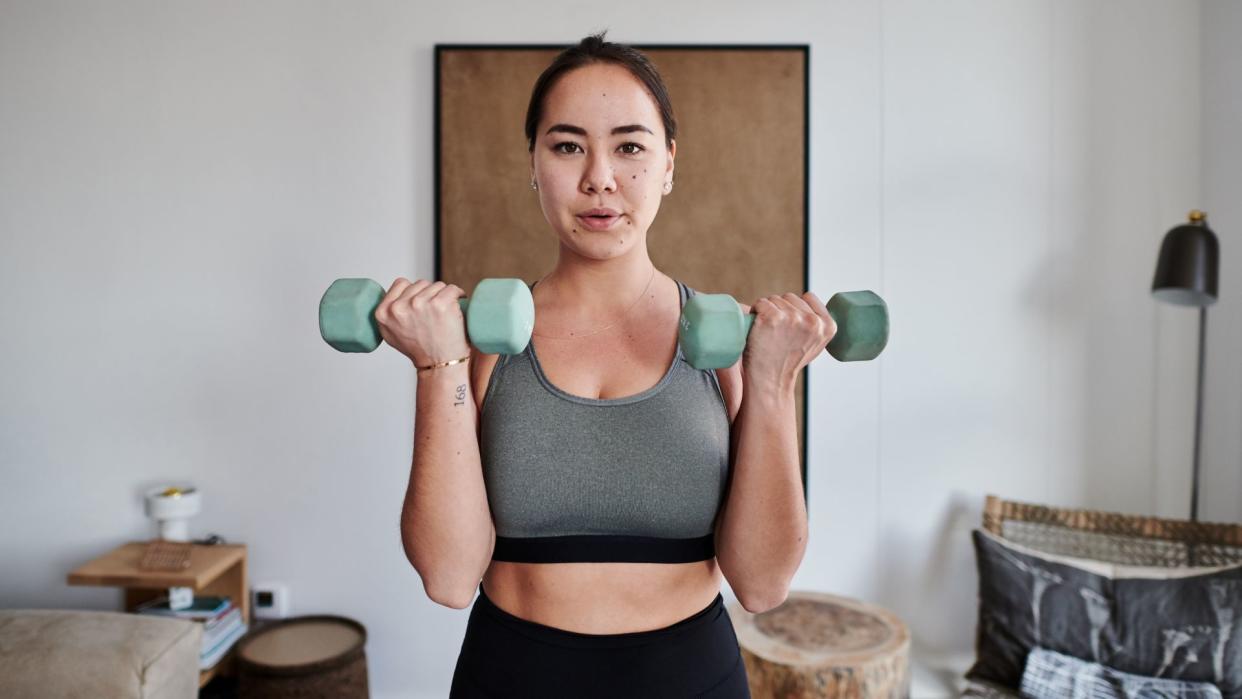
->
[143,485,201,541]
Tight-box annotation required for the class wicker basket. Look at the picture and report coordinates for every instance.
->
[235,615,368,699]
[982,494,1242,568]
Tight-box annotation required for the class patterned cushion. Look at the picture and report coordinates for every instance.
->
[1021,647,1223,699]
[965,677,1023,698]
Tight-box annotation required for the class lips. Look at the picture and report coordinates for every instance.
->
[576,208,622,231]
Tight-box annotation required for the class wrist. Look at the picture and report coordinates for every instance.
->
[744,372,798,401]
[414,352,471,372]
[413,356,471,381]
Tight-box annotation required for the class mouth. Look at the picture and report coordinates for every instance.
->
[576,210,622,231]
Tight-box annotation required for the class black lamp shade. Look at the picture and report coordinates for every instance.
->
[1151,217,1219,307]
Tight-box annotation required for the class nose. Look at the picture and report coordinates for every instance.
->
[580,148,616,194]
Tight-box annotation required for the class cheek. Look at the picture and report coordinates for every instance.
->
[620,165,661,198]
[617,162,654,182]
[544,168,576,189]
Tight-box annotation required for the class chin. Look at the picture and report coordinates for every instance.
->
[560,234,636,261]
[573,242,630,261]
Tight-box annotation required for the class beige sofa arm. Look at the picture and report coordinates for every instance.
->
[0,609,202,699]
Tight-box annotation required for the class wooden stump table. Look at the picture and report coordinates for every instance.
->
[729,591,910,699]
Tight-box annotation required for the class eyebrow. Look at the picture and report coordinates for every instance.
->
[545,123,654,137]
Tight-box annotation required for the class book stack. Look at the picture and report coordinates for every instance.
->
[136,595,248,669]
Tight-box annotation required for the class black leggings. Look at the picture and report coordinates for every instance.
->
[449,585,751,698]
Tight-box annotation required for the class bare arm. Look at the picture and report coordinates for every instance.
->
[375,278,494,609]
[400,354,495,609]
[713,294,833,613]
[714,370,807,614]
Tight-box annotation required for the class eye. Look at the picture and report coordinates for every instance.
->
[552,141,582,154]
[618,142,645,155]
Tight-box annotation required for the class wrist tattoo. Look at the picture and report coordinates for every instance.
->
[453,383,467,407]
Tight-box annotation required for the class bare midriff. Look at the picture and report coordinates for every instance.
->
[481,559,723,634]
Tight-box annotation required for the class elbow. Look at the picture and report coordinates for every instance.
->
[424,580,477,610]
[737,585,790,614]
[399,511,492,610]
[720,549,799,615]
[401,540,479,610]
[407,555,479,610]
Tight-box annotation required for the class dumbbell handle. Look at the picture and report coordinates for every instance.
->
[736,304,839,357]
[359,296,474,320]
[374,297,473,347]
[737,306,838,335]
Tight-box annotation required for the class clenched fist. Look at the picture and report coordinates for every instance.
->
[373,279,471,367]
[741,292,837,386]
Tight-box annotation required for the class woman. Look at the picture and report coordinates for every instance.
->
[377,32,835,698]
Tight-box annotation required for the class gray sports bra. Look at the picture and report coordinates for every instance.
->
[478,279,731,564]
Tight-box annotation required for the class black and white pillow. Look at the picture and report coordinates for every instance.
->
[1021,647,1224,699]
[969,528,1242,698]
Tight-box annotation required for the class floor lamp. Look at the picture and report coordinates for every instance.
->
[1150,209,1220,523]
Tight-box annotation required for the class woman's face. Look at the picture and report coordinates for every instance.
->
[530,62,675,261]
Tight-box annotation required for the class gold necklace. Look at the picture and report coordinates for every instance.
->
[531,266,657,339]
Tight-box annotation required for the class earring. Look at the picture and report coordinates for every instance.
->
[530,180,538,190]
[662,181,673,194]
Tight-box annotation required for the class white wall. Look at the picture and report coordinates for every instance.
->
[1,1,1235,697]
[1202,0,1242,531]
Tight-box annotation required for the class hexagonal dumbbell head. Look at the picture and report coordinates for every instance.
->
[678,293,750,370]
[320,278,386,352]
[825,290,888,361]
[465,278,534,356]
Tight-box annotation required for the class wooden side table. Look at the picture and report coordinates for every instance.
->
[67,542,249,688]
[730,590,911,698]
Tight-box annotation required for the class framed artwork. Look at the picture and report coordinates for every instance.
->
[435,44,810,493]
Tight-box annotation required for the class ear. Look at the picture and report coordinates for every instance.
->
[665,139,676,180]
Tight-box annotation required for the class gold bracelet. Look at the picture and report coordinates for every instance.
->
[415,354,471,373]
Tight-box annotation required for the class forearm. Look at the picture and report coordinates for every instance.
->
[401,362,493,608]
[715,377,808,611]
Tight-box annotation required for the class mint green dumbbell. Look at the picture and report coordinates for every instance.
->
[678,290,889,369]
[319,278,534,354]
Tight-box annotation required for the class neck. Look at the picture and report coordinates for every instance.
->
[536,246,658,318]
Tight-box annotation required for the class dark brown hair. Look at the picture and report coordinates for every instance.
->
[524,31,677,152]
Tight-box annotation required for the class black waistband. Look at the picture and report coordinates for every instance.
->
[491,533,715,564]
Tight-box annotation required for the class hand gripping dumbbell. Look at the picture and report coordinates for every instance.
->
[319,278,535,354]
[678,290,889,369]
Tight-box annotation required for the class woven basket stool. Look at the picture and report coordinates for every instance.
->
[729,591,910,698]
[235,615,368,699]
